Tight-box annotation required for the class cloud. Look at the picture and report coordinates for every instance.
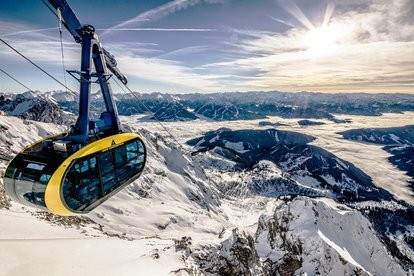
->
[115,54,223,92]
[267,16,295,28]
[201,0,414,93]
[0,20,224,93]
[102,0,205,36]
[0,27,58,38]
[97,27,215,32]
[156,45,210,59]
[101,0,228,37]
[2,1,413,94]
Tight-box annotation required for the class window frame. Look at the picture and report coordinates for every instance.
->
[61,137,146,211]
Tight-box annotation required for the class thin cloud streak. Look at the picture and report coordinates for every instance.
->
[267,16,295,28]
[156,45,210,59]
[0,27,58,37]
[102,0,201,36]
[97,28,215,32]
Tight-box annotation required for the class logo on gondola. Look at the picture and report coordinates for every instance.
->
[111,140,116,146]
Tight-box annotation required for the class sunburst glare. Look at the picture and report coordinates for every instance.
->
[304,25,343,58]
[280,2,345,58]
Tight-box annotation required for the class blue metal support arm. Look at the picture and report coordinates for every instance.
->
[46,0,128,84]
[46,0,124,144]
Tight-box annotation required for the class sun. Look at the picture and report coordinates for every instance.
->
[304,25,343,58]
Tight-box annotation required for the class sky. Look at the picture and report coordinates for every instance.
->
[0,0,413,94]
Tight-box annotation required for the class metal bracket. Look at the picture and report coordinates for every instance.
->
[91,72,113,83]
[67,70,112,83]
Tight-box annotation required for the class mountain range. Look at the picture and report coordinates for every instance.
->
[5,90,411,122]
[0,91,413,274]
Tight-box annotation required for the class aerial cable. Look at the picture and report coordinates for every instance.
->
[41,0,58,18]
[57,7,68,92]
[0,67,64,109]
[112,78,222,203]
[112,78,185,150]
[0,39,104,112]
[0,68,36,93]
[0,38,77,95]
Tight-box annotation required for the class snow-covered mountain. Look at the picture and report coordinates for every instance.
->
[341,125,414,186]
[0,91,74,124]
[188,128,393,202]
[341,125,414,145]
[0,112,413,274]
[185,197,406,275]
[192,102,265,121]
[44,90,414,122]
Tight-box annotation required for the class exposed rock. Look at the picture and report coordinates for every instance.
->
[0,92,74,124]
[191,228,263,275]
[185,198,406,275]
[0,179,11,209]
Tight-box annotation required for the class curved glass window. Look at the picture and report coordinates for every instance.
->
[125,140,145,177]
[62,138,145,211]
[3,162,49,210]
[33,174,50,207]
[62,156,101,211]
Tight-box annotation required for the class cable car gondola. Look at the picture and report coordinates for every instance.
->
[3,0,146,216]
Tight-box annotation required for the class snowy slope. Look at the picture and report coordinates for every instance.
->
[188,128,393,202]
[0,206,186,276]
[0,92,75,124]
[88,128,228,239]
[0,115,67,157]
[0,114,229,275]
[184,197,405,275]
[0,113,412,275]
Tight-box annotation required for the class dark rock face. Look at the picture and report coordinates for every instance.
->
[190,229,263,275]
[0,92,71,124]
[297,119,325,126]
[362,206,414,271]
[188,213,298,275]
[258,121,288,127]
[188,128,393,202]
[341,125,414,145]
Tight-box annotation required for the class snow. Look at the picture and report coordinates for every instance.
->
[10,100,34,116]
[280,199,404,275]
[0,111,413,275]
[124,112,414,205]
[1,236,182,275]
[390,133,401,143]
[0,206,187,275]
[208,135,219,143]
[44,90,78,102]
[0,115,66,154]
[224,141,248,153]
[315,197,352,215]
[317,229,371,275]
